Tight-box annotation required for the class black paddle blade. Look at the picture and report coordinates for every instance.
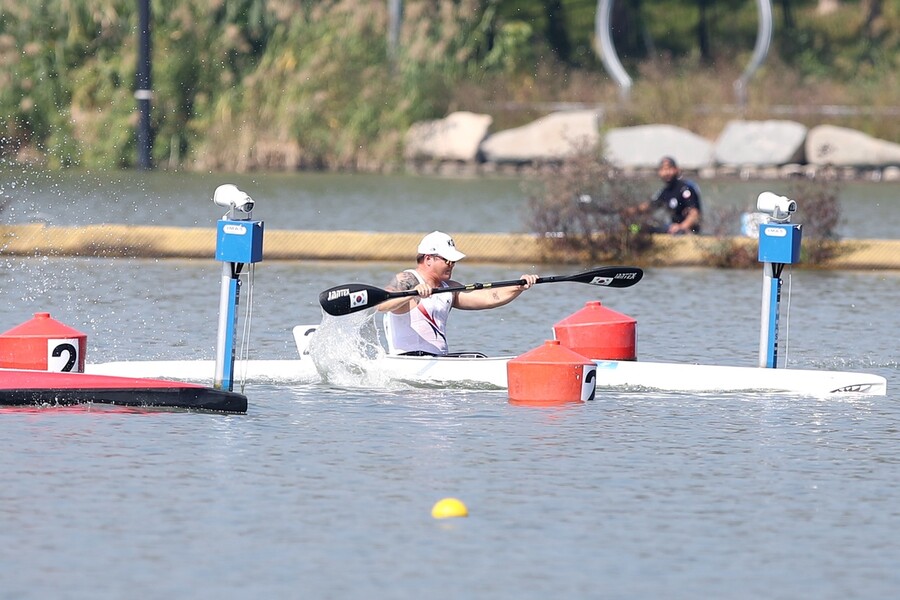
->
[576,266,643,288]
[541,266,643,288]
[319,283,394,316]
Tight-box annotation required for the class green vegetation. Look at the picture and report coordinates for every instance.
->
[525,145,655,263]
[1,0,897,171]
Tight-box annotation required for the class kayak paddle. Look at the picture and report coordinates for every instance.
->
[319,266,643,316]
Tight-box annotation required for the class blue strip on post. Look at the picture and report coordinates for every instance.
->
[765,273,781,368]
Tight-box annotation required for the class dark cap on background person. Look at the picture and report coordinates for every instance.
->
[658,156,678,169]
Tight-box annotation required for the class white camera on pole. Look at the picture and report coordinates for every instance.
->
[214,184,254,217]
[756,192,796,222]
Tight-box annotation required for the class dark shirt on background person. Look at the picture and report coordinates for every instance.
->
[637,156,702,234]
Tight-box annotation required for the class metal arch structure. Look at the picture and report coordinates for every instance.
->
[594,0,632,99]
[734,0,773,105]
[388,0,402,60]
[594,0,773,104]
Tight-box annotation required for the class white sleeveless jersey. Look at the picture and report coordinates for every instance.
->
[383,270,452,355]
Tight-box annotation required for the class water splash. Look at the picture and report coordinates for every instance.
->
[307,310,400,388]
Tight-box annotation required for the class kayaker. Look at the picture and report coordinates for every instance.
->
[378,231,538,356]
[633,156,702,234]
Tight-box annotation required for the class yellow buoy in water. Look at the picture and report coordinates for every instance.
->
[431,497,468,519]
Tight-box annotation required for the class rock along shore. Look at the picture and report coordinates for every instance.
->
[2,224,898,270]
[404,112,900,182]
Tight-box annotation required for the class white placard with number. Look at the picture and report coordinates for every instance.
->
[581,364,597,401]
[47,338,81,372]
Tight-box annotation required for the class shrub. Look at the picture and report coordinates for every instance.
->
[788,177,842,265]
[524,145,655,264]
[700,204,759,268]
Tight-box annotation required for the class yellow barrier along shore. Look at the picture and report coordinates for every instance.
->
[1,224,898,270]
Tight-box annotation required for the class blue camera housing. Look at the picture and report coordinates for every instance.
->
[216,219,264,263]
[758,223,802,264]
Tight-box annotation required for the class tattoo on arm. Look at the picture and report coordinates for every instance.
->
[388,272,419,291]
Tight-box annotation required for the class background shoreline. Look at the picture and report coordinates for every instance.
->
[3,224,897,270]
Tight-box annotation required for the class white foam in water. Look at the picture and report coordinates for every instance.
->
[308,311,398,389]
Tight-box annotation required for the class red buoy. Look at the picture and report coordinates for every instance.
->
[553,301,636,360]
[507,340,596,406]
[0,312,87,372]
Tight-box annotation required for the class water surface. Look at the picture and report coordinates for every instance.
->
[0,172,898,599]
[3,168,898,239]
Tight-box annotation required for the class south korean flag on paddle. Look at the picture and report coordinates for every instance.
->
[349,290,368,309]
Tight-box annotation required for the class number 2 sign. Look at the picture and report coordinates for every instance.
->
[47,338,81,372]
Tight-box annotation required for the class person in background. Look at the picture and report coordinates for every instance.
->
[635,156,702,234]
[378,231,538,356]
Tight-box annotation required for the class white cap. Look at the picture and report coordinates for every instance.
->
[417,231,466,262]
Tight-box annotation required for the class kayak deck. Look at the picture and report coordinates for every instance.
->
[83,324,887,396]
[85,356,887,396]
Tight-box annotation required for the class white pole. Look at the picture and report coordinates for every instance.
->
[758,264,773,367]
[214,262,230,386]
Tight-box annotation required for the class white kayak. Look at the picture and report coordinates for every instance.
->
[86,324,887,396]
[85,325,509,388]
[592,360,885,395]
